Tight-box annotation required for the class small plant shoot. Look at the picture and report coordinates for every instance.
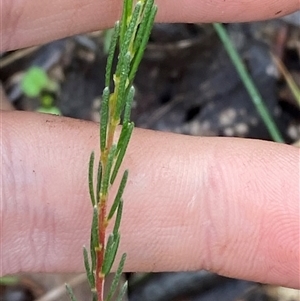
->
[66,0,157,300]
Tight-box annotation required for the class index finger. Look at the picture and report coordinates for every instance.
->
[2,0,299,50]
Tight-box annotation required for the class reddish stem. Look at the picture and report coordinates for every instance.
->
[96,195,107,301]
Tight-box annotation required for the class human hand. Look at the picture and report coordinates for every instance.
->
[1,0,299,289]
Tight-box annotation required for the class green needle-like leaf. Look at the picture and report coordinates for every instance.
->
[90,206,99,269]
[120,0,129,46]
[115,53,132,121]
[101,145,117,196]
[113,200,123,236]
[133,0,154,52]
[96,162,102,199]
[100,87,110,152]
[116,2,143,76]
[65,284,78,301]
[123,86,135,124]
[129,5,157,83]
[110,122,134,184]
[102,233,120,275]
[105,253,127,301]
[83,246,95,288]
[105,22,120,88]
[116,281,128,301]
[88,152,96,206]
[108,170,128,221]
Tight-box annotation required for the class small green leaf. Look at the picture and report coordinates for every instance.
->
[101,145,117,196]
[105,22,121,87]
[115,53,131,121]
[129,5,157,83]
[108,170,128,221]
[116,2,143,76]
[96,161,102,200]
[102,233,120,275]
[116,281,128,301]
[88,152,96,206]
[106,253,127,301]
[133,0,154,52]
[65,284,78,301]
[123,86,135,124]
[113,200,123,236]
[110,122,134,184]
[83,246,95,288]
[100,87,110,152]
[90,206,99,269]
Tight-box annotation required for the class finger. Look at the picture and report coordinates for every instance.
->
[2,0,299,51]
[2,111,299,288]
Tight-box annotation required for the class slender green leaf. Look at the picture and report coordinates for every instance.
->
[110,122,134,184]
[106,253,127,301]
[213,23,284,143]
[88,152,96,206]
[102,233,120,275]
[120,0,129,47]
[65,284,78,301]
[115,53,131,121]
[83,246,95,288]
[90,206,99,269]
[105,22,121,87]
[116,2,143,76]
[100,87,110,152]
[125,0,133,20]
[129,5,157,82]
[96,161,102,199]
[101,145,117,196]
[133,0,154,52]
[116,281,128,301]
[113,200,123,236]
[123,86,135,124]
[108,170,128,221]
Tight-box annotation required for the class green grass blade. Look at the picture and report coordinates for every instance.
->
[105,253,127,301]
[213,23,284,143]
[108,170,128,221]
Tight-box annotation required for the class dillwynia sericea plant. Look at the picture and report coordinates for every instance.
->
[66,0,157,301]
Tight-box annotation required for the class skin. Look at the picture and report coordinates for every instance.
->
[1,0,300,289]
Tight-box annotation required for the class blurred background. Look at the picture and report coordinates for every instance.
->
[1,11,299,301]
